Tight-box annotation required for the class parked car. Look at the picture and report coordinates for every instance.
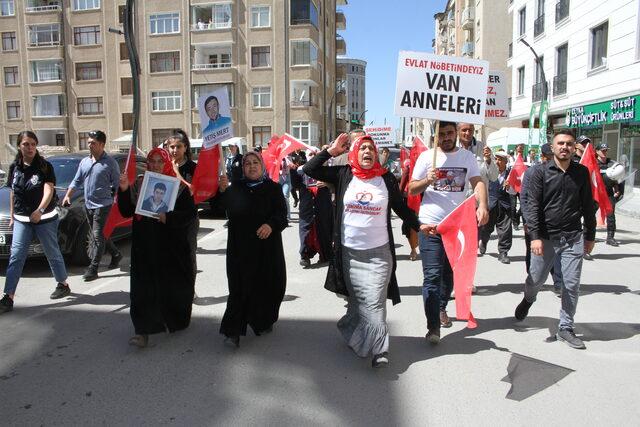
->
[381,147,403,181]
[0,152,146,265]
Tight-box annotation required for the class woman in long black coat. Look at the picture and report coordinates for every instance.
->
[218,152,288,347]
[117,148,198,348]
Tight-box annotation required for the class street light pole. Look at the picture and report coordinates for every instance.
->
[519,37,548,103]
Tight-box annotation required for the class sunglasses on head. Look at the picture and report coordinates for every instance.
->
[88,130,106,141]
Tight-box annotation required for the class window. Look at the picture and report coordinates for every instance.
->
[75,61,101,81]
[121,77,133,95]
[192,84,234,108]
[78,132,90,150]
[251,6,270,28]
[122,113,133,131]
[2,32,17,51]
[118,5,125,24]
[0,0,14,16]
[291,121,317,144]
[291,0,318,28]
[3,66,18,85]
[120,42,129,61]
[150,51,180,73]
[212,4,232,28]
[534,0,545,37]
[74,26,101,45]
[291,40,317,66]
[6,100,20,119]
[30,60,63,82]
[555,0,569,23]
[151,90,181,112]
[32,94,64,116]
[77,97,103,115]
[152,129,173,147]
[291,81,313,106]
[590,21,608,70]
[28,24,61,47]
[55,134,65,147]
[252,86,271,108]
[554,43,568,96]
[252,126,271,147]
[208,51,231,68]
[517,66,525,96]
[518,7,526,37]
[73,0,100,11]
[251,46,271,68]
[150,13,180,35]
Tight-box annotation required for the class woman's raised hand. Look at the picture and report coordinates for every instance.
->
[327,133,350,157]
[119,173,129,191]
[219,174,229,192]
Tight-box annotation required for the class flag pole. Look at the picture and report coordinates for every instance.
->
[432,121,440,167]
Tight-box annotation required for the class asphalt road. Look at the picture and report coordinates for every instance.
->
[1,208,639,425]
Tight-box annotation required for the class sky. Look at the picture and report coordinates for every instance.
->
[339,0,447,129]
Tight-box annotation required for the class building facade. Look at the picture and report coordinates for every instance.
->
[336,57,365,131]
[0,0,347,164]
[508,0,640,188]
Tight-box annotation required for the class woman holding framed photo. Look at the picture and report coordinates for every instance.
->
[117,148,198,348]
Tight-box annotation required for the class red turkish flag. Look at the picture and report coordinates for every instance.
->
[191,144,222,204]
[265,133,314,182]
[436,195,478,329]
[407,136,428,213]
[261,135,281,181]
[103,144,136,239]
[506,153,528,193]
[580,143,613,224]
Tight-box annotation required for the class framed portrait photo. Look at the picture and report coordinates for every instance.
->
[135,171,180,219]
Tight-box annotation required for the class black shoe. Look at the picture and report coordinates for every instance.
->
[372,352,389,368]
[83,269,98,282]
[606,238,619,247]
[556,328,586,349]
[515,297,533,320]
[0,294,14,313]
[425,328,440,344]
[128,334,148,348]
[108,253,123,269]
[223,335,240,348]
[299,258,311,268]
[499,253,511,264]
[50,283,71,300]
[439,310,452,328]
[478,241,486,256]
[256,326,273,336]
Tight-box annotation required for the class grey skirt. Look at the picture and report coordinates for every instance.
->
[338,243,393,357]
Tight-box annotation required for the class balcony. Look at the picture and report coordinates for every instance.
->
[553,73,567,96]
[447,44,455,55]
[336,9,346,30]
[336,35,346,55]
[336,90,346,106]
[534,15,545,37]
[447,10,455,27]
[336,66,346,80]
[462,41,474,57]
[532,81,547,102]
[191,43,233,71]
[191,4,232,31]
[27,25,61,47]
[461,7,474,30]
[26,1,61,13]
[555,0,569,24]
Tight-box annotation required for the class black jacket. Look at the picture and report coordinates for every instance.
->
[523,159,596,241]
[302,150,421,305]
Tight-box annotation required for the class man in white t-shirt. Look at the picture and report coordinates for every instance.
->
[409,120,489,344]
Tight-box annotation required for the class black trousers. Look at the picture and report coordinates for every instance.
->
[480,204,513,254]
[606,195,616,235]
[85,206,119,270]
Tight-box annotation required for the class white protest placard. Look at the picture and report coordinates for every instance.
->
[394,51,490,125]
[364,125,394,147]
[485,70,508,119]
[198,87,233,149]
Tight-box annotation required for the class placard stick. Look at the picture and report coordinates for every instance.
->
[432,121,440,167]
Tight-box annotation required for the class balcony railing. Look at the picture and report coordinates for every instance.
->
[191,62,232,70]
[534,15,545,37]
[532,81,547,102]
[191,22,231,31]
[461,7,474,30]
[290,99,315,107]
[462,41,474,57]
[27,36,61,47]
[555,0,570,23]
[26,4,61,13]
[553,73,567,96]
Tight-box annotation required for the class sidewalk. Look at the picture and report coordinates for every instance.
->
[617,190,639,219]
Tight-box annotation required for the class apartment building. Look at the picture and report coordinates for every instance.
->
[431,0,518,142]
[0,0,347,164]
[509,0,640,188]
[336,57,365,132]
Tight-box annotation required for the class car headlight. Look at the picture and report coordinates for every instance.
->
[57,206,69,220]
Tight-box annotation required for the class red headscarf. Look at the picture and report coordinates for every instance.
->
[147,147,176,177]
[348,135,387,180]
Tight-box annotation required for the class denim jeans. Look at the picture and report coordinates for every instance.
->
[280,175,291,220]
[419,233,453,330]
[524,233,584,330]
[4,218,68,295]
[86,206,119,270]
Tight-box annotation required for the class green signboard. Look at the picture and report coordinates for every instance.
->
[565,95,640,127]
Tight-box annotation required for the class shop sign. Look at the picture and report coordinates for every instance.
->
[565,95,639,127]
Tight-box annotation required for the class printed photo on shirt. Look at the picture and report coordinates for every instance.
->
[433,167,467,192]
[135,171,180,219]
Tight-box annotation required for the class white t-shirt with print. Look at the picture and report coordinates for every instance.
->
[341,175,389,250]
[412,148,480,224]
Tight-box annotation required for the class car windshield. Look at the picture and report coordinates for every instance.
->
[49,158,81,189]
